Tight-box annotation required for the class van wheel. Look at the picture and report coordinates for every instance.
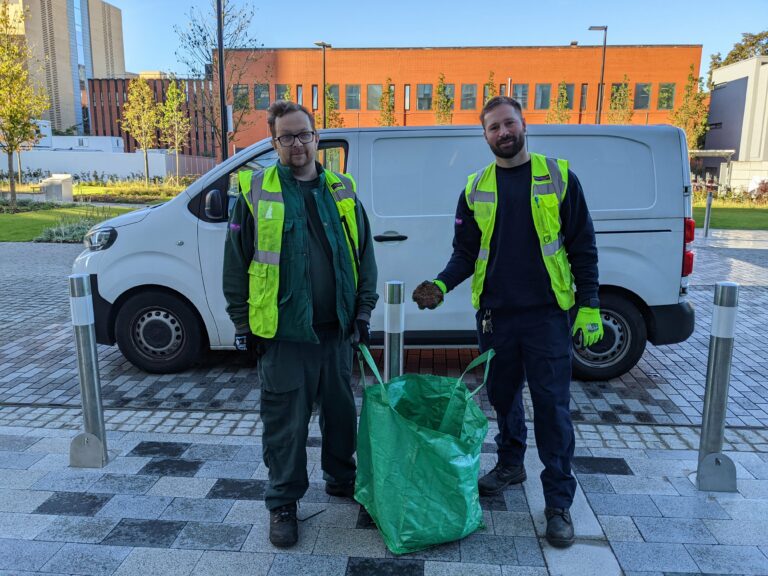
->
[115,291,203,374]
[571,293,647,381]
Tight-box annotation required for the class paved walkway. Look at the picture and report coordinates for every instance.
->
[0,230,766,575]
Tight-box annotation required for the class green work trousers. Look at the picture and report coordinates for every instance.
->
[258,330,356,510]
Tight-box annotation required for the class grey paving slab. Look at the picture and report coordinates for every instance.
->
[31,470,103,492]
[650,495,730,519]
[541,541,622,576]
[611,541,699,573]
[490,511,536,537]
[146,476,217,499]
[313,526,388,558]
[297,502,360,529]
[267,553,347,576]
[172,521,251,551]
[605,476,679,495]
[112,547,204,576]
[88,473,159,495]
[685,544,768,575]
[718,499,768,522]
[101,518,187,548]
[424,561,502,576]
[0,538,63,571]
[0,512,55,539]
[196,461,259,479]
[183,444,241,461]
[0,451,46,470]
[101,457,152,475]
[737,479,768,500]
[703,518,768,546]
[459,533,519,565]
[96,494,173,520]
[40,542,131,576]
[34,516,120,544]
[190,550,273,576]
[633,516,718,544]
[385,540,461,562]
[160,497,234,522]
[240,521,318,555]
[499,568,549,576]
[596,515,643,542]
[574,474,614,494]
[585,493,662,517]
[0,469,46,489]
[0,435,38,451]
[0,489,53,513]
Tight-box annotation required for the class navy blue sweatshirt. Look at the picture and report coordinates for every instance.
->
[436,160,599,310]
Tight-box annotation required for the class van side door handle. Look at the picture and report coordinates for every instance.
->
[374,232,408,242]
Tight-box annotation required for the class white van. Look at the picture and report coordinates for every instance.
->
[72,124,695,381]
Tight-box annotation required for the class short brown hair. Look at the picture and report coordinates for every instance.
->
[267,100,315,138]
[480,96,524,127]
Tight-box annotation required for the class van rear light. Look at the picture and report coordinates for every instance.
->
[684,218,695,243]
[682,250,694,277]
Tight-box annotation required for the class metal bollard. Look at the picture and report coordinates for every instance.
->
[384,281,405,381]
[703,188,714,238]
[697,281,738,492]
[68,274,109,468]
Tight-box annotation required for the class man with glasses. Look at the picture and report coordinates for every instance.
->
[223,100,378,548]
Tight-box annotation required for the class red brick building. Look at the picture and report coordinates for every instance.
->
[226,44,702,149]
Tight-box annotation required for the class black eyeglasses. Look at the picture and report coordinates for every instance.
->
[275,131,316,146]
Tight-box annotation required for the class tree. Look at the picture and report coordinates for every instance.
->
[607,74,633,124]
[121,78,159,186]
[174,0,265,156]
[434,73,453,125]
[279,84,291,101]
[708,30,768,88]
[158,78,191,183]
[320,84,344,129]
[483,71,497,105]
[546,81,571,124]
[671,64,709,150]
[0,0,48,211]
[378,78,396,126]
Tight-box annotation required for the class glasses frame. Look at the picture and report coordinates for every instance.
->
[275,130,316,147]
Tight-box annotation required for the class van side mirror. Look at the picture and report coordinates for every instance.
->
[204,189,226,220]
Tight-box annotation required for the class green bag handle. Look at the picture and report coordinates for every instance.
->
[357,344,388,402]
[457,349,495,398]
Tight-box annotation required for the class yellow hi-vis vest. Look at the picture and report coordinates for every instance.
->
[238,165,360,338]
[465,152,575,311]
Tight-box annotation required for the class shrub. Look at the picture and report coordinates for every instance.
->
[33,205,121,243]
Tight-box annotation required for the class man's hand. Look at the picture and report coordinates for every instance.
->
[412,281,444,310]
[572,307,604,347]
[352,318,370,350]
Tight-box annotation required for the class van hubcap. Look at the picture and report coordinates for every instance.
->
[574,309,629,369]
[133,308,184,358]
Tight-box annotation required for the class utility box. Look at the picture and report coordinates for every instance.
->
[41,173,73,202]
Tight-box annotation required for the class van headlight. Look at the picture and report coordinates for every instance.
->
[84,227,117,251]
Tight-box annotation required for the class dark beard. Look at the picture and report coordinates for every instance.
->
[489,134,525,159]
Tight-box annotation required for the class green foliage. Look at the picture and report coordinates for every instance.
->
[320,84,344,128]
[546,81,571,124]
[279,85,292,101]
[0,205,132,242]
[483,71,496,105]
[378,78,397,126]
[670,64,709,150]
[434,73,453,125]
[708,30,767,89]
[33,205,119,243]
[158,78,192,183]
[607,74,633,124]
[121,78,159,186]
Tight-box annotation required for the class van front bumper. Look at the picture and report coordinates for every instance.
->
[647,301,695,346]
[87,274,116,345]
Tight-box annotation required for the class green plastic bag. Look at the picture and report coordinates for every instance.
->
[354,345,494,555]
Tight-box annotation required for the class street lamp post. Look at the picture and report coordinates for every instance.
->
[314,41,331,129]
[589,25,607,125]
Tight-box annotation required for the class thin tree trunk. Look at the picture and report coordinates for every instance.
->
[143,149,149,187]
[8,151,17,212]
[175,150,180,183]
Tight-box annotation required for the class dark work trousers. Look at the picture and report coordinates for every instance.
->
[476,305,576,509]
[258,330,356,510]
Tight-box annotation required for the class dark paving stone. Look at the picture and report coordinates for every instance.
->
[634,411,656,423]
[88,474,159,495]
[306,437,322,447]
[34,492,112,517]
[356,507,377,530]
[480,493,507,511]
[573,456,634,476]
[101,518,186,548]
[206,478,268,500]
[481,442,496,453]
[598,411,621,423]
[503,489,529,513]
[137,458,203,477]
[172,521,251,551]
[346,557,424,576]
[460,533,518,565]
[127,441,191,458]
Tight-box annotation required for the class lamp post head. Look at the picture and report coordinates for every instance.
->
[314,41,332,48]
[588,25,607,31]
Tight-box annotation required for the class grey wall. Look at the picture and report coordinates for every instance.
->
[704,77,748,172]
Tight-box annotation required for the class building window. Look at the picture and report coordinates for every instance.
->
[561,83,575,110]
[634,83,651,110]
[512,84,528,109]
[461,84,477,110]
[534,84,551,110]
[297,85,303,106]
[658,83,675,110]
[579,83,588,111]
[404,84,411,111]
[444,83,455,109]
[367,84,382,111]
[233,84,249,110]
[254,83,269,110]
[346,84,361,110]
[499,84,507,97]
[328,84,340,109]
[312,85,318,110]
[275,84,290,101]
[417,84,432,110]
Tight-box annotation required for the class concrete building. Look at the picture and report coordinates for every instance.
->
[705,56,768,190]
[16,0,125,134]
[223,44,702,146]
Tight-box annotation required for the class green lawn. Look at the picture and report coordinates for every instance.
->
[0,206,134,242]
[693,206,768,230]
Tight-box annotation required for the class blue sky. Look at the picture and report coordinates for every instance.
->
[109,0,767,75]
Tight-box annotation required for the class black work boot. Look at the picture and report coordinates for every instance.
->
[478,463,527,496]
[545,507,574,548]
[269,502,298,548]
[325,481,355,499]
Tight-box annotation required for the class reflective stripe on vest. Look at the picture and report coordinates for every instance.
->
[464,152,575,311]
[238,166,360,337]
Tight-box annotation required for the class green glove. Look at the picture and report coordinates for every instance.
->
[572,307,604,347]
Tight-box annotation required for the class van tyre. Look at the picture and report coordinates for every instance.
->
[571,293,647,381]
[115,291,203,374]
